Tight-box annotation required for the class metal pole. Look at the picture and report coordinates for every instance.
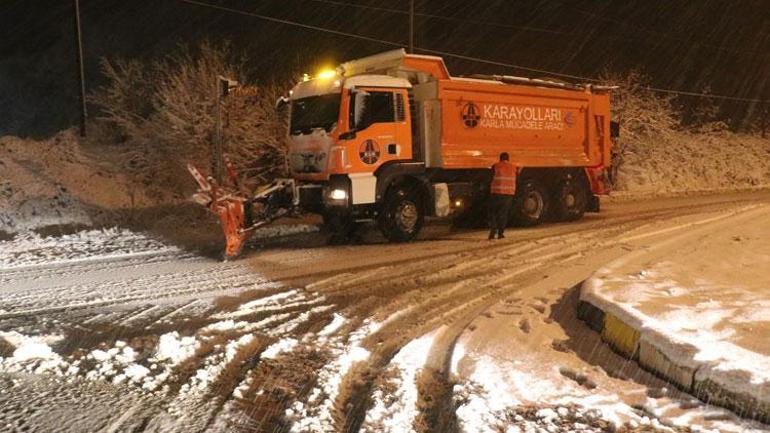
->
[408,0,414,53]
[73,0,87,137]
[213,79,223,183]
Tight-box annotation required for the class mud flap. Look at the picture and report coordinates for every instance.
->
[587,195,600,212]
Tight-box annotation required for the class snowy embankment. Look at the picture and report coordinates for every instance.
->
[580,204,770,423]
[0,223,319,270]
[0,228,184,269]
[251,223,319,239]
[614,131,770,195]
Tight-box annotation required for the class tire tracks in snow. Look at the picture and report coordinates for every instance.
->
[2,193,765,433]
[298,204,759,433]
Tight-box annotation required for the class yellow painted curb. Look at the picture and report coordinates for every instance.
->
[601,313,640,358]
[638,339,695,390]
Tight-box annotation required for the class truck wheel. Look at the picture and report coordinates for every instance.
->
[552,177,587,221]
[379,185,425,242]
[512,178,548,226]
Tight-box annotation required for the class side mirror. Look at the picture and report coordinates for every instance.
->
[339,131,356,140]
[275,96,290,110]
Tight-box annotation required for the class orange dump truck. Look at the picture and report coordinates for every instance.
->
[190,49,616,257]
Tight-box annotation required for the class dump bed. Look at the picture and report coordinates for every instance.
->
[424,78,611,170]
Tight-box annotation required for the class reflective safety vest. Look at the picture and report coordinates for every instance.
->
[491,161,517,196]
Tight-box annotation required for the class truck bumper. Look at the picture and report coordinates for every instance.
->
[296,177,354,210]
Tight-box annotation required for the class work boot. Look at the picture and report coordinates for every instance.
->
[498,233,505,239]
[488,230,496,240]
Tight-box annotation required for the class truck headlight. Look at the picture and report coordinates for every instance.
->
[329,188,347,200]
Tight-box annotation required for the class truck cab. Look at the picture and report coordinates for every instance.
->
[288,71,430,239]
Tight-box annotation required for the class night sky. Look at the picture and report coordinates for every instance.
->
[1,0,768,136]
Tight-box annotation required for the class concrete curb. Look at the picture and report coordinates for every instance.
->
[577,288,770,424]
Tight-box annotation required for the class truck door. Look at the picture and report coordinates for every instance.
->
[349,88,412,173]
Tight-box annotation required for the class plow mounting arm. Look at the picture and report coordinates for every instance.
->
[187,162,299,260]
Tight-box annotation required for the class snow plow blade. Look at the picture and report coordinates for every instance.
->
[215,197,251,260]
[187,161,297,260]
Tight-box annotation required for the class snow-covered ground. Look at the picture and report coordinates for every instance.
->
[582,204,770,424]
[451,339,770,433]
[453,351,660,433]
[360,329,440,433]
[0,229,277,427]
[286,318,382,432]
[3,196,770,433]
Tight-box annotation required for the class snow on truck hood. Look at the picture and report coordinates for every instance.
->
[342,75,411,89]
[290,74,411,100]
[291,76,341,100]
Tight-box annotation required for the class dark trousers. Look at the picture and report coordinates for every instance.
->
[488,194,514,236]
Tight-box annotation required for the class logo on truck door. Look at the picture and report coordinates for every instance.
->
[461,103,481,128]
[359,139,380,164]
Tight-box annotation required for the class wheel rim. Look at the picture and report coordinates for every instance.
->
[396,201,419,232]
[564,192,576,208]
[524,193,543,217]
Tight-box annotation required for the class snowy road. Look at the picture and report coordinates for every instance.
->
[2,191,770,433]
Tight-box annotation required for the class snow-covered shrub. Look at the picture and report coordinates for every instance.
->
[601,71,679,140]
[91,42,289,193]
[599,72,770,192]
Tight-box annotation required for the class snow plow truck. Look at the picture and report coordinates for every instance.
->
[189,49,617,259]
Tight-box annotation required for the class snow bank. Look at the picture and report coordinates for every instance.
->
[12,342,56,361]
[251,223,319,239]
[0,228,181,269]
[0,332,68,375]
[580,207,770,423]
[261,338,299,359]
[153,332,199,365]
[318,313,346,338]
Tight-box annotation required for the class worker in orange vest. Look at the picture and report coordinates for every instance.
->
[489,152,517,240]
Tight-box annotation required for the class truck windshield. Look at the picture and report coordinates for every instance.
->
[290,94,340,135]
